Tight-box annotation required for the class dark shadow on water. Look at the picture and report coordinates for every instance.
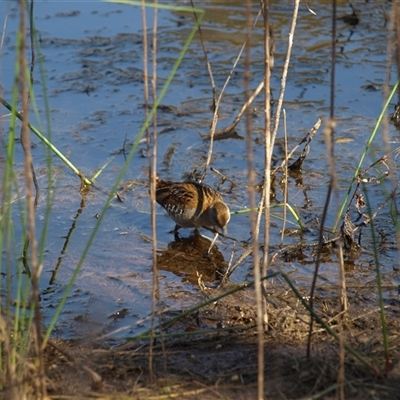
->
[157,230,227,284]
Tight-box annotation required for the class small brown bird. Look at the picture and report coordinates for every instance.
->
[155,177,230,252]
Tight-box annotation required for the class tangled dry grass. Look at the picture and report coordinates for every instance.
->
[32,287,400,399]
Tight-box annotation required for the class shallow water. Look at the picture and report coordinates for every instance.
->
[1,0,399,340]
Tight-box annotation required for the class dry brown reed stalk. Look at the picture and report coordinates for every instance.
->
[280,109,288,246]
[151,0,167,378]
[208,77,264,139]
[260,2,272,331]
[307,118,337,358]
[307,0,336,357]
[142,0,166,381]
[218,0,300,293]
[270,118,321,176]
[20,0,40,225]
[264,0,300,268]
[189,0,217,180]
[199,4,262,176]
[270,0,299,148]
[17,0,46,397]
[141,0,152,380]
[142,0,160,382]
[217,246,253,287]
[27,0,39,213]
[150,0,167,377]
[395,2,400,105]
[307,0,339,359]
[190,0,217,111]
[0,17,5,201]
[287,118,321,172]
[383,1,398,138]
[256,0,299,329]
[0,16,7,51]
[21,1,40,277]
[243,2,264,399]
[337,244,346,400]
[0,316,15,398]
[383,0,400,275]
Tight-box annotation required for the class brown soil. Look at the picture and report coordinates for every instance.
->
[40,287,400,399]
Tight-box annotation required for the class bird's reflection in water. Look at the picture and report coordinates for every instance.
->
[157,230,227,284]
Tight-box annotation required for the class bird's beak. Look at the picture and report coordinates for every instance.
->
[222,226,228,236]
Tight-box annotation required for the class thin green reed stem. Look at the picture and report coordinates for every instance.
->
[30,21,57,267]
[335,80,399,230]
[12,149,35,361]
[0,96,92,186]
[362,185,390,371]
[43,1,205,346]
[0,11,21,383]
[231,203,303,229]
[7,24,26,367]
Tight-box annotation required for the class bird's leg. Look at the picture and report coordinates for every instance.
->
[172,224,181,241]
[173,224,181,233]
[168,224,181,234]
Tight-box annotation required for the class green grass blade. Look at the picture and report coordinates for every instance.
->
[43,1,205,345]
[0,96,92,186]
[335,80,399,230]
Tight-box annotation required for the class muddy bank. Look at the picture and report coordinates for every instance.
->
[41,286,400,399]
